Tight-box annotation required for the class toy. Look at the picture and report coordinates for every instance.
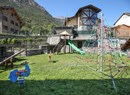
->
[9,62,30,86]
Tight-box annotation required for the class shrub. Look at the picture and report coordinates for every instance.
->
[11,38,16,44]
[7,38,11,44]
[1,38,7,44]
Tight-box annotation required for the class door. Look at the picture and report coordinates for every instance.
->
[77,41,82,48]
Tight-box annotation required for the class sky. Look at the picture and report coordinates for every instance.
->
[35,0,130,26]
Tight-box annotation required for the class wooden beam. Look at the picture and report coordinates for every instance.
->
[0,50,24,68]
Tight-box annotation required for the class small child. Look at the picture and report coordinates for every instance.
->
[48,51,52,62]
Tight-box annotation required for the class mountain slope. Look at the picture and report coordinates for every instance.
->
[55,16,65,26]
[0,0,60,35]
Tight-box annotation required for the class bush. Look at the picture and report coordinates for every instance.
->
[1,38,7,44]
[7,38,11,44]
[11,38,16,44]
[28,38,33,43]
[37,38,43,41]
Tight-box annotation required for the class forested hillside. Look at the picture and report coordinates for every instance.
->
[0,0,61,35]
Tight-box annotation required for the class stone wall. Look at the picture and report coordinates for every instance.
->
[47,35,60,45]
[26,49,42,56]
[15,49,42,56]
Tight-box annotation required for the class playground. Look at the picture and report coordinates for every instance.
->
[0,53,130,95]
[0,4,130,95]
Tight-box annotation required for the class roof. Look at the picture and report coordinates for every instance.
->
[114,12,130,26]
[115,24,130,28]
[72,35,96,41]
[55,27,74,30]
[75,4,101,16]
[124,12,130,16]
[67,4,101,20]
[54,26,73,34]
[60,31,70,36]
[0,6,23,25]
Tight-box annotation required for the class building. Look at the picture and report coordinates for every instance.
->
[114,13,130,38]
[48,4,101,53]
[0,6,23,61]
[54,27,74,34]
[113,13,130,49]
[65,4,101,31]
[65,4,101,50]
[0,6,22,34]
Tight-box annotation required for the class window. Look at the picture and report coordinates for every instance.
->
[15,23,18,26]
[11,13,14,16]
[3,16,8,21]
[15,30,18,34]
[3,25,8,30]
[81,8,98,29]
[10,20,14,25]
[10,28,14,32]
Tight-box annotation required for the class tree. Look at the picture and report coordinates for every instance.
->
[47,24,57,34]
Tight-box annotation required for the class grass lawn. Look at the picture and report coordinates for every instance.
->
[0,53,130,95]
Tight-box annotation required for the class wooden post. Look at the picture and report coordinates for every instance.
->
[69,35,70,53]
[5,61,7,68]
[64,35,66,53]
[59,35,61,53]
[10,58,13,68]
[60,35,61,41]
[25,40,27,56]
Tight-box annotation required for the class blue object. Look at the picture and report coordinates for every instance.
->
[18,76,25,86]
[9,63,30,84]
[24,64,30,77]
[9,69,18,83]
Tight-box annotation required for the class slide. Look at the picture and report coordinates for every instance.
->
[0,49,24,65]
[68,40,85,55]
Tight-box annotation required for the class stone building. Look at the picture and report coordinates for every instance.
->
[0,6,23,61]
[0,6,22,34]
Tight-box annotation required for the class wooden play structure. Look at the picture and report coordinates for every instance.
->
[53,31,71,53]
[0,50,24,68]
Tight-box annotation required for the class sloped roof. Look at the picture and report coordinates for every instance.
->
[66,4,101,20]
[60,31,70,36]
[72,35,96,40]
[0,6,23,25]
[114,12,130,26]
[124,12,130,16]
[75,4,101,16]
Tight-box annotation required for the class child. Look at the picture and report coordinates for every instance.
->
[48,51,52,62]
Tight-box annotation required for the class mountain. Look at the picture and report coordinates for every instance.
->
[54,16,65,25]
[0,0,60,35]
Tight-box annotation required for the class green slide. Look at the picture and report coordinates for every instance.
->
[68,40,85,55]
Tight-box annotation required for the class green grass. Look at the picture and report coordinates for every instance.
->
[0,53,130,95]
